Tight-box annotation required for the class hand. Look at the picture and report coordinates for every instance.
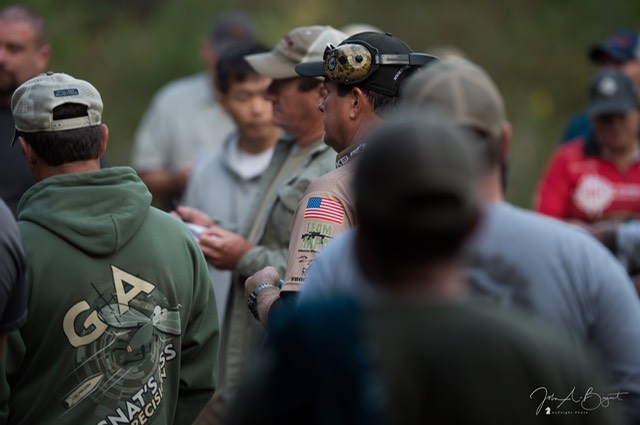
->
[198,226,254,270]
[244,266,281,299]
[171,205,215,227]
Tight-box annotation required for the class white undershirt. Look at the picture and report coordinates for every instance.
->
[227,136,275,180]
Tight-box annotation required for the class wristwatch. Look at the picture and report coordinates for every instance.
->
[247,283,275,321]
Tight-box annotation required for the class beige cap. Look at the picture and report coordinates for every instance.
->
[11,72,102,145]
[401,59,505,146]
[245,25,347,79]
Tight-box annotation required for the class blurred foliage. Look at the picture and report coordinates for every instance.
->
[17,0,640,208]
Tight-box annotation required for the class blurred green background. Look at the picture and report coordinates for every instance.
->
[17,0,640,208]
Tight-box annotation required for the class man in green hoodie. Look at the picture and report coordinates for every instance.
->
[0,72,220,425]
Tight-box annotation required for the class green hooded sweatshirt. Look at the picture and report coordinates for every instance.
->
[0,167,219,425]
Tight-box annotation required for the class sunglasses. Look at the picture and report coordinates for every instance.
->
[322,41,438,85]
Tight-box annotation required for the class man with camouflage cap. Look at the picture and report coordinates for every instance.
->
[244,31,436,326]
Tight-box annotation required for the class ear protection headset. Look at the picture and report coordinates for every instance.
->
[322,41,438,85]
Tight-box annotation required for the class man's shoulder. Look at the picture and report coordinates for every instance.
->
[150,73,211,104]
[485,203,605,248]
[289,144,336,183]
[303,159,356,198]
[551,137,588,161]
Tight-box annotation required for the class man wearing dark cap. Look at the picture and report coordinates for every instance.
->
[537,69,640,226]
[244,32,436,326]
[229,110,621,425]
[300,59,640,423]
[0,72,220,425]
[130,11,258,209]
[563,29,640,142]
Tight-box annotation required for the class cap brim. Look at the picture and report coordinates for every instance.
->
[587,99,636,117]
[245,51,299,79]
[588,45,625,64]
[295,61,326,78]
[10,130,18,147]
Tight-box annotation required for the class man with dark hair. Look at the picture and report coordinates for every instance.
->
[130,11,258,209]
[562,29,640,142]
[244,32,437,326]
[189,26,346,424]
[300,59,640,424]
[0,4,50,217]
[172,42,282,327]
[0,72,220,425]
[230,111,620,425]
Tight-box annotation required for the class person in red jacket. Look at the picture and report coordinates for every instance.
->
[536,69,640,226]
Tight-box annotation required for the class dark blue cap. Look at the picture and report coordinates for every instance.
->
[589,29,640,64]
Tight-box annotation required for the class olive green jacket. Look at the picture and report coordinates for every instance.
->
[218,136,335,401]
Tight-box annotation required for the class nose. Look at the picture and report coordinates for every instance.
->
[318,98,326,113]
[253,97,271,115]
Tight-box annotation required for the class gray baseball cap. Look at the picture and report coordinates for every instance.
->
[586,69,640,117]
[401,59,505,146]
[11,72,102,146]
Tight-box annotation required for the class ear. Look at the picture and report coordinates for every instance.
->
[314,82,328,103]
[199,38,218,76]
[499,122,512,161]
[36,44,51,72]
[19,137,36,166]
[217,93,231,114]
[349,86,369,120]
[99,124,109,158]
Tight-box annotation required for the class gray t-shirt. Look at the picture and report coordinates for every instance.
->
[301,202,640,423]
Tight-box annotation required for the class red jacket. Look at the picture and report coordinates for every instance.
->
[535,139,640,223]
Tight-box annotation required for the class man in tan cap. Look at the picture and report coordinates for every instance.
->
[189,25,346,424]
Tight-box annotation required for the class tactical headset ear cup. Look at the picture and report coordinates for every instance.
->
[323,43,375,84]
[322,41,438,85]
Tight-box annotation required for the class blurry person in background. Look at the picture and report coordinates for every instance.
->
[0,4,50,217]
[301,59,640,424]
[173,42,282,328]
[562,29,640,143]
[130,11,258,210]
[229,110,621,425]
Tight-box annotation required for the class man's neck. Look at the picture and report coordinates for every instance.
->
[479,168,504,203]
[292,120,324,147]
[35,160,102,182]
[602,141,640,172]
[237,129,282,155]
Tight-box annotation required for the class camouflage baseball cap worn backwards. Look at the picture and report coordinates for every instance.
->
[11,72,103,145]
